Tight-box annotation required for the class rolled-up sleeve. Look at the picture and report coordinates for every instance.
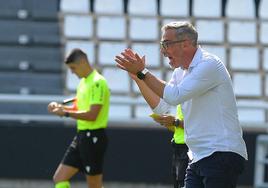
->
[152,98,171,114]
[163,83,180,105]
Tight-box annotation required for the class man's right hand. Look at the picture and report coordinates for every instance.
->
[115,48,146,75]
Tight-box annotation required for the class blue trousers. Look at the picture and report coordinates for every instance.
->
[185,151,245,188]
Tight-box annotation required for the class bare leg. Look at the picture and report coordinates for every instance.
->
[53,164,79,183]
[85,174,103,188]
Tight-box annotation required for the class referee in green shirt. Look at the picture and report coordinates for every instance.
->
[48,49,110,188]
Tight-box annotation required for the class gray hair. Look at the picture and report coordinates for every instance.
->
[161,21,198,46]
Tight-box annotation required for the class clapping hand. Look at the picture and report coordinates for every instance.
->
[115,48,146,74]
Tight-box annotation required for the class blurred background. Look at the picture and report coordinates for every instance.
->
[0,0,267,187]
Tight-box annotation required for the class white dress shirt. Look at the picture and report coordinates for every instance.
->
[162,47,248,163]
[153,68,185,114]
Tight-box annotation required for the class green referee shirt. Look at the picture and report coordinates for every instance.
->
[173,105,185,144]
[76,70,110,130]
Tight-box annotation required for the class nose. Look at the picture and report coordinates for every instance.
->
[160,48,168,57]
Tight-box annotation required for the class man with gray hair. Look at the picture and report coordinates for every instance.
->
[115,21,248,188]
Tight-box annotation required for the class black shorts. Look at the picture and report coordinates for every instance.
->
[61,129,108,175]
[172,142,189,188]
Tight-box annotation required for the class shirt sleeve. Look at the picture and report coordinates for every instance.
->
[176,105,184,120]
[163,59,223,105]
[90,80,106,105]
[152,68,184,114]
[152,98,171,114]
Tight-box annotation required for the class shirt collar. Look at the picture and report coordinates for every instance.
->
[85,69,96,81]
[188,46,203,71]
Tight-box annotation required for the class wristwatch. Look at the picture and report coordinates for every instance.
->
[136,68,149,80]
[174,119,180,128]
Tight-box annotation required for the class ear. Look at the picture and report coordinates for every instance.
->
[81,58,87,64]
[183,40,191,48]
